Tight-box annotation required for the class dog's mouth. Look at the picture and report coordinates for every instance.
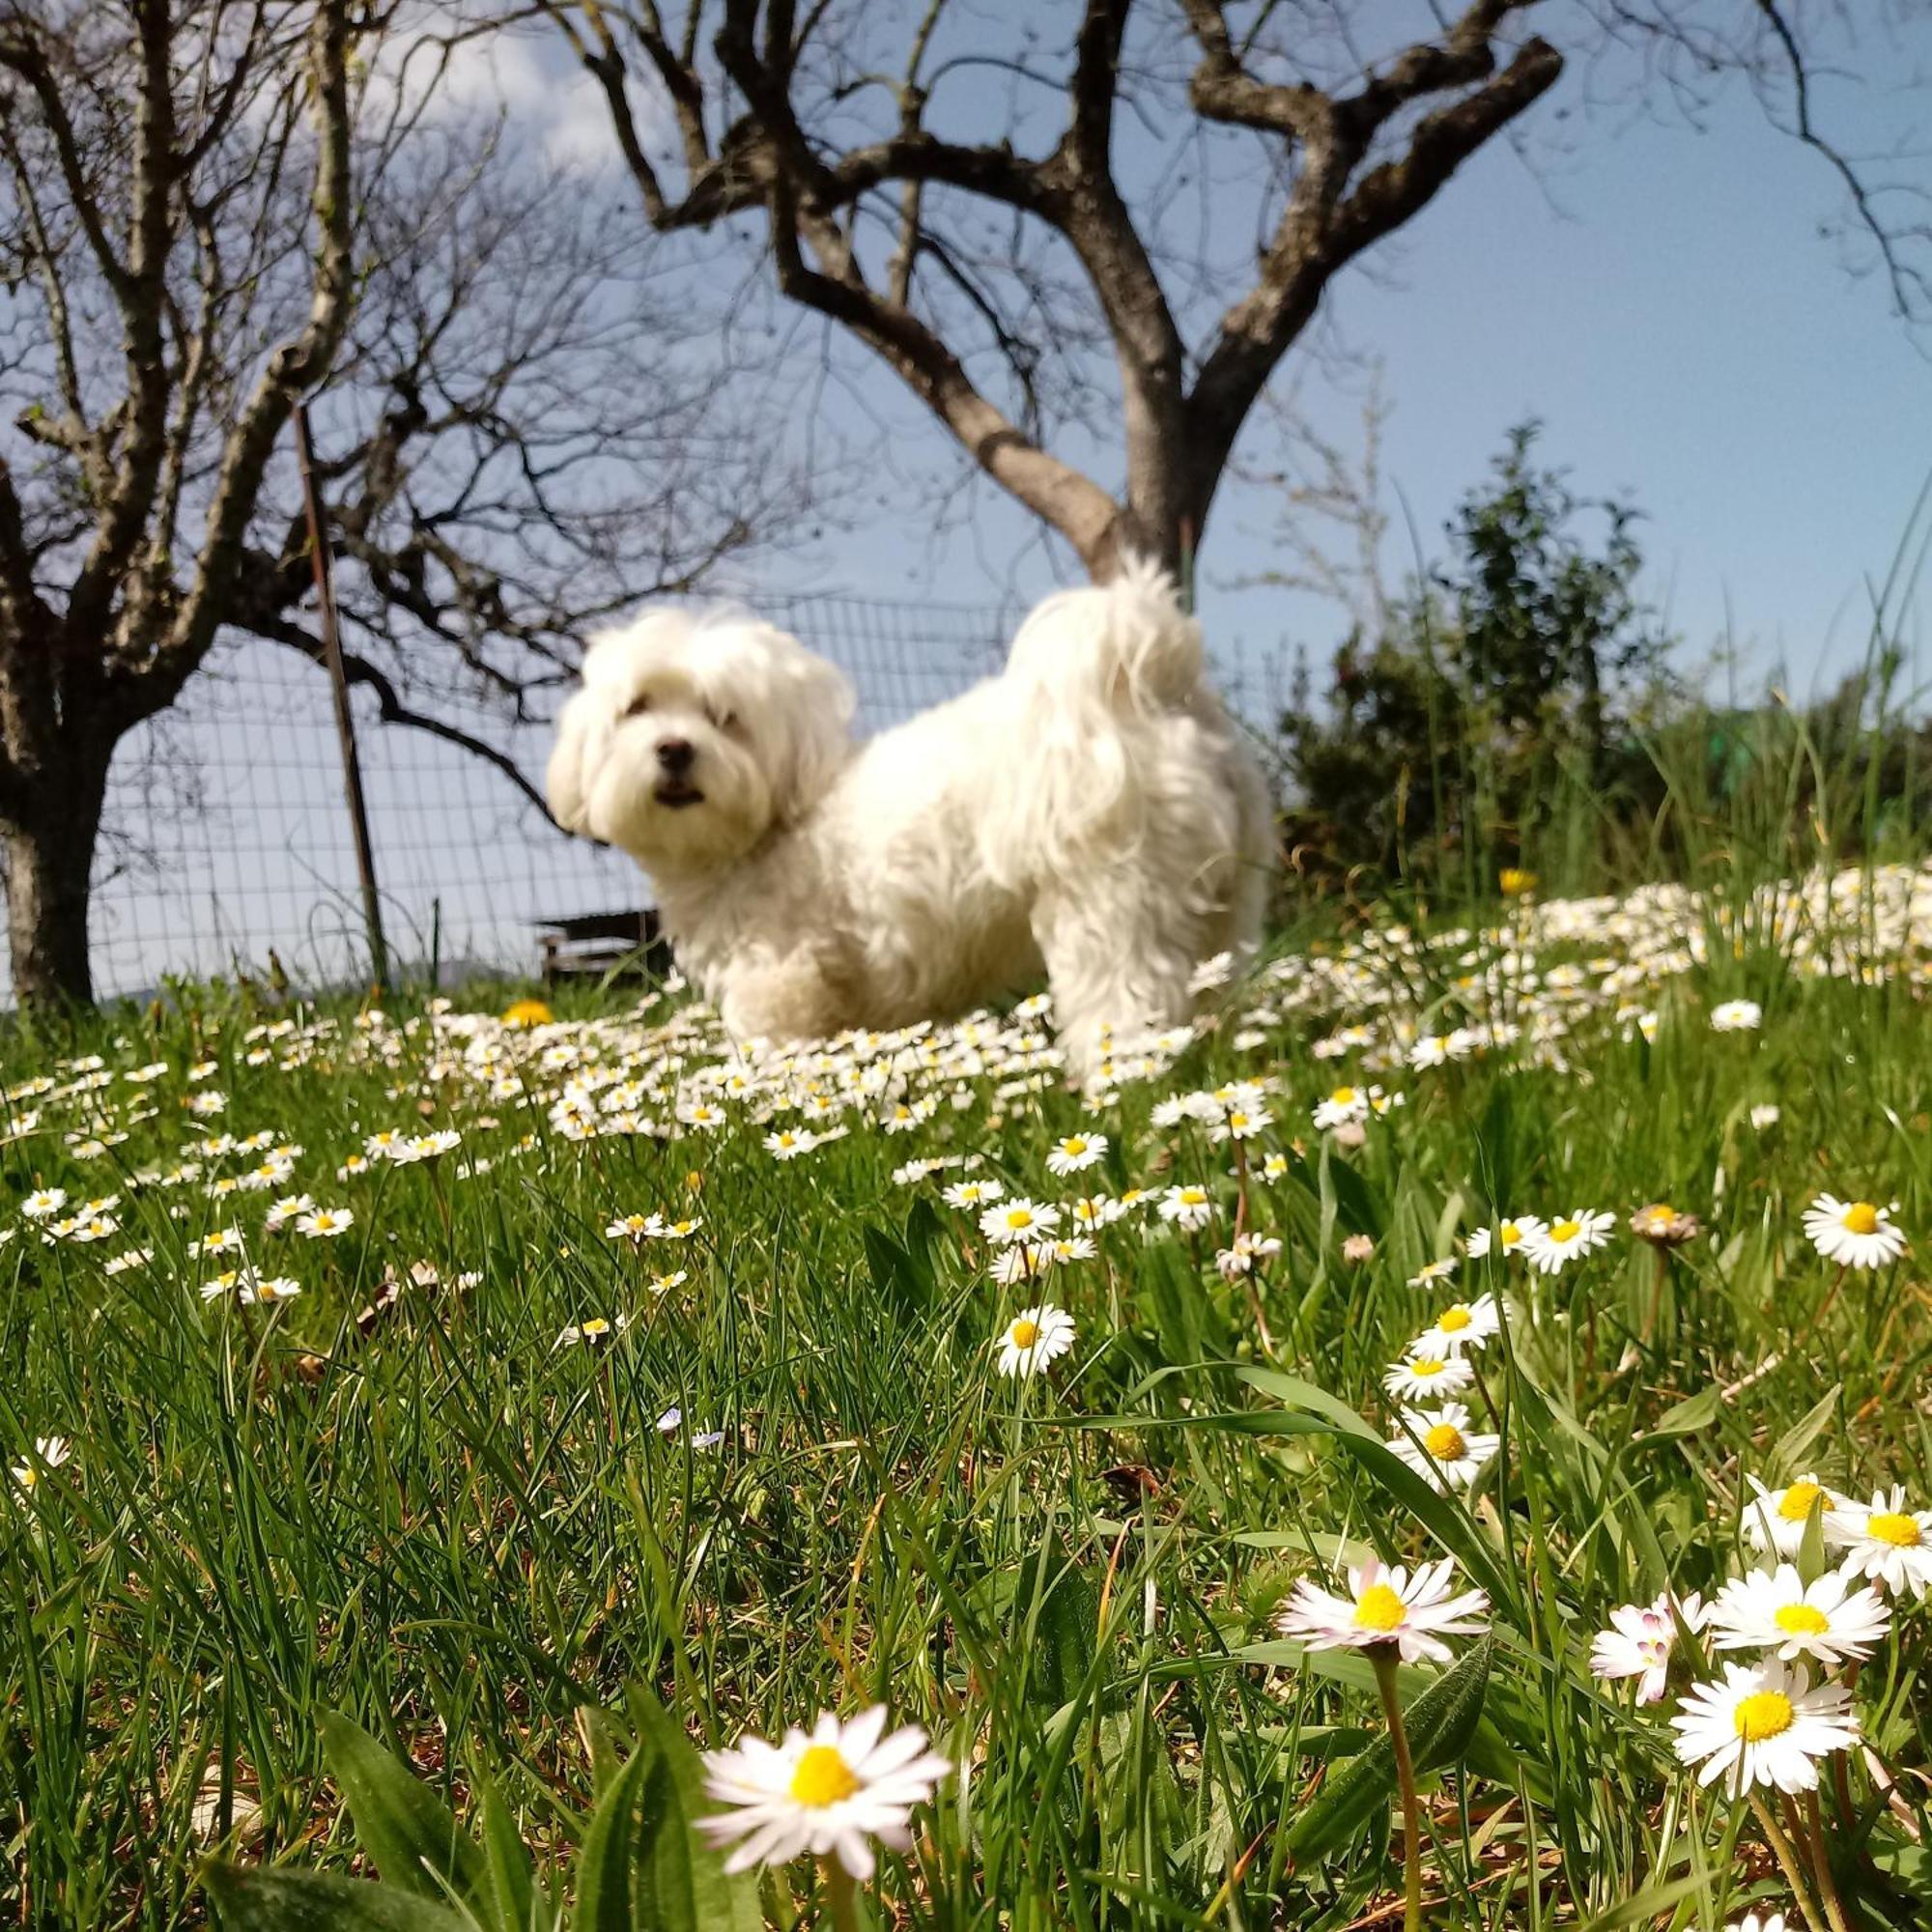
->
[654,781,705,810]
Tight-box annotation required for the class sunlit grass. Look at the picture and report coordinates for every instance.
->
[4,870,1932,1927]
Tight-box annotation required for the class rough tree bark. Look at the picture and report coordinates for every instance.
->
[0,0,788,1007]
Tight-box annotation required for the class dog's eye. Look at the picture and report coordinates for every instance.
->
[623,693,651,719]
[718,710,740,734]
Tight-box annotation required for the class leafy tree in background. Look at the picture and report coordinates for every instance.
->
[1278,423,1675,889]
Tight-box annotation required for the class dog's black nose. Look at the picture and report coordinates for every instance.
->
[656,738,696,778]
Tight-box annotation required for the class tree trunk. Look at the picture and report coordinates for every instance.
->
[4,750,109,1008]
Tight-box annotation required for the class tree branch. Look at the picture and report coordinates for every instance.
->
[153,0,358,685]
[262,620,558,823]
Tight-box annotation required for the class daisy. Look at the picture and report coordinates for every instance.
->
[1386,1404,1500,1493]
[1706,1564,1890,1665]
[1724,1916,1787,1932]
[941,1177,1003,1210]
[1208,1104,1272,1143]
[242,1275,302,1305]
[1312,1085,1371,1130]
[1520,1209,1616,1274]
[1749,1105,1781,1130]
[980,1198,1061,1246]
[1588,1590,1706,1704]
[1630,1203,1700,1247]
[1742,1473,1850,1558]
[1830,1486,1932,1598]
[1406,1257,1457,1290]
[1467,1215,1546,1261]
[20,1187,66,1220]
[263,1193,316,1234]
[556,1315,628,1349]
[990,1242,1053,1287]
[189,1228,245,1259]
[994,1304,1076,1378]
[1214,1231,1282,1279]
[1801,1195,1907,1269]
[1045,1130,1107,1176]
[696,1707,952,1880]
[10,1435,71,1492]
[1342,1233,1376,1263]
[1277,1555,1489,1664]
[1413,1293,1501,1357]
[607,1211,656,1242]
[1157,1184,1214,1231]
[295,1208,354,1238]
[1383,1350,1475,1402]
[1670,1660,1857,1795]
[1710,1000,1763,1033]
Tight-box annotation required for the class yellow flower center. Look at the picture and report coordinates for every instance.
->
[1331,1087,1356,1105]
[1351,1582,1408,1633]
[1062,1138,1087,1155]
[1423,1423,1467,1460]
[1437,1305,1472,1332]
[789,1746,860,1807]
[1408,1357,1448,1379]
[1775,1604,1831,1635]
[1840,1202,1881,1236]
[1777,1481,1824,1522]
[1499,1222,1522,1246]
[1005,1208,1034,1229]
[1550,1218,1581,1242]
[1732,1690,1795,1743]
[1009,1319,1041,1350]
[1645,1205,1675,1226]
[1867,1510,1921,1548]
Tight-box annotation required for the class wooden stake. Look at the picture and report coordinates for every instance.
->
[295,402,388,992]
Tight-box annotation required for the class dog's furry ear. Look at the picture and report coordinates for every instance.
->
[769,645,855,825]
[546,680,615,835]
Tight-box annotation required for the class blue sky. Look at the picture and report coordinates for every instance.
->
[789,40,1931,706]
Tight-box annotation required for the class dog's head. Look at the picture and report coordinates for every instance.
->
[547,608,855,873]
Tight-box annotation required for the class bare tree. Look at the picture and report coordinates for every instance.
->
[540,0,1926,582]
[0,0,793,1007]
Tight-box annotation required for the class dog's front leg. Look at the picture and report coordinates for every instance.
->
[718,953,848,1051]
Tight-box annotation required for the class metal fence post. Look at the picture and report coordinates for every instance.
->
[295,402,389,992]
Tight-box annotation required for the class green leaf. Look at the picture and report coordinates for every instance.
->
[203,1865,473,1931]
[864,1223,931,1321]
[573,1747,648,1932]
[1013,1533,1102,1718]
[318,1712,487,1906]
[622,1690,763,1932]
[1234,1368,1377,1440]
[471,1770,537,1932]
[1284,1634,1493,1863]
[1635,1385,1721,1443]
[1774,1384,1841,1477]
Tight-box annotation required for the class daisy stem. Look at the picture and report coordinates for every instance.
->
[1796,1263,1848,1352]
[819,1855,861,1932]
[1643,1246,1668,1347]
[1746,1792,1826,1932]
[1831,1663,1859,1828]
[1801,1788,1854,1932]
[1370,1646,1426,1932]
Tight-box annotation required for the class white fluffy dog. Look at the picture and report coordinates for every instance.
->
[545,560,1272,1076]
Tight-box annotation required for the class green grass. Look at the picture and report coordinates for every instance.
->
[5,872,1932,1930]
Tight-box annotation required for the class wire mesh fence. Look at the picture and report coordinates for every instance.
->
[61,594,1015,1007]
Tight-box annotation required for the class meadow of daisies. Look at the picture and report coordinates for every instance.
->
[8,866,1932,1931]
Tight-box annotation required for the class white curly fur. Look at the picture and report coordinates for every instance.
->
[546,560,1273,1075]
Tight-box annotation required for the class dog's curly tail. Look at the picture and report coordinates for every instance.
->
[980,554,1219,890]
[1001,554,1203,717]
